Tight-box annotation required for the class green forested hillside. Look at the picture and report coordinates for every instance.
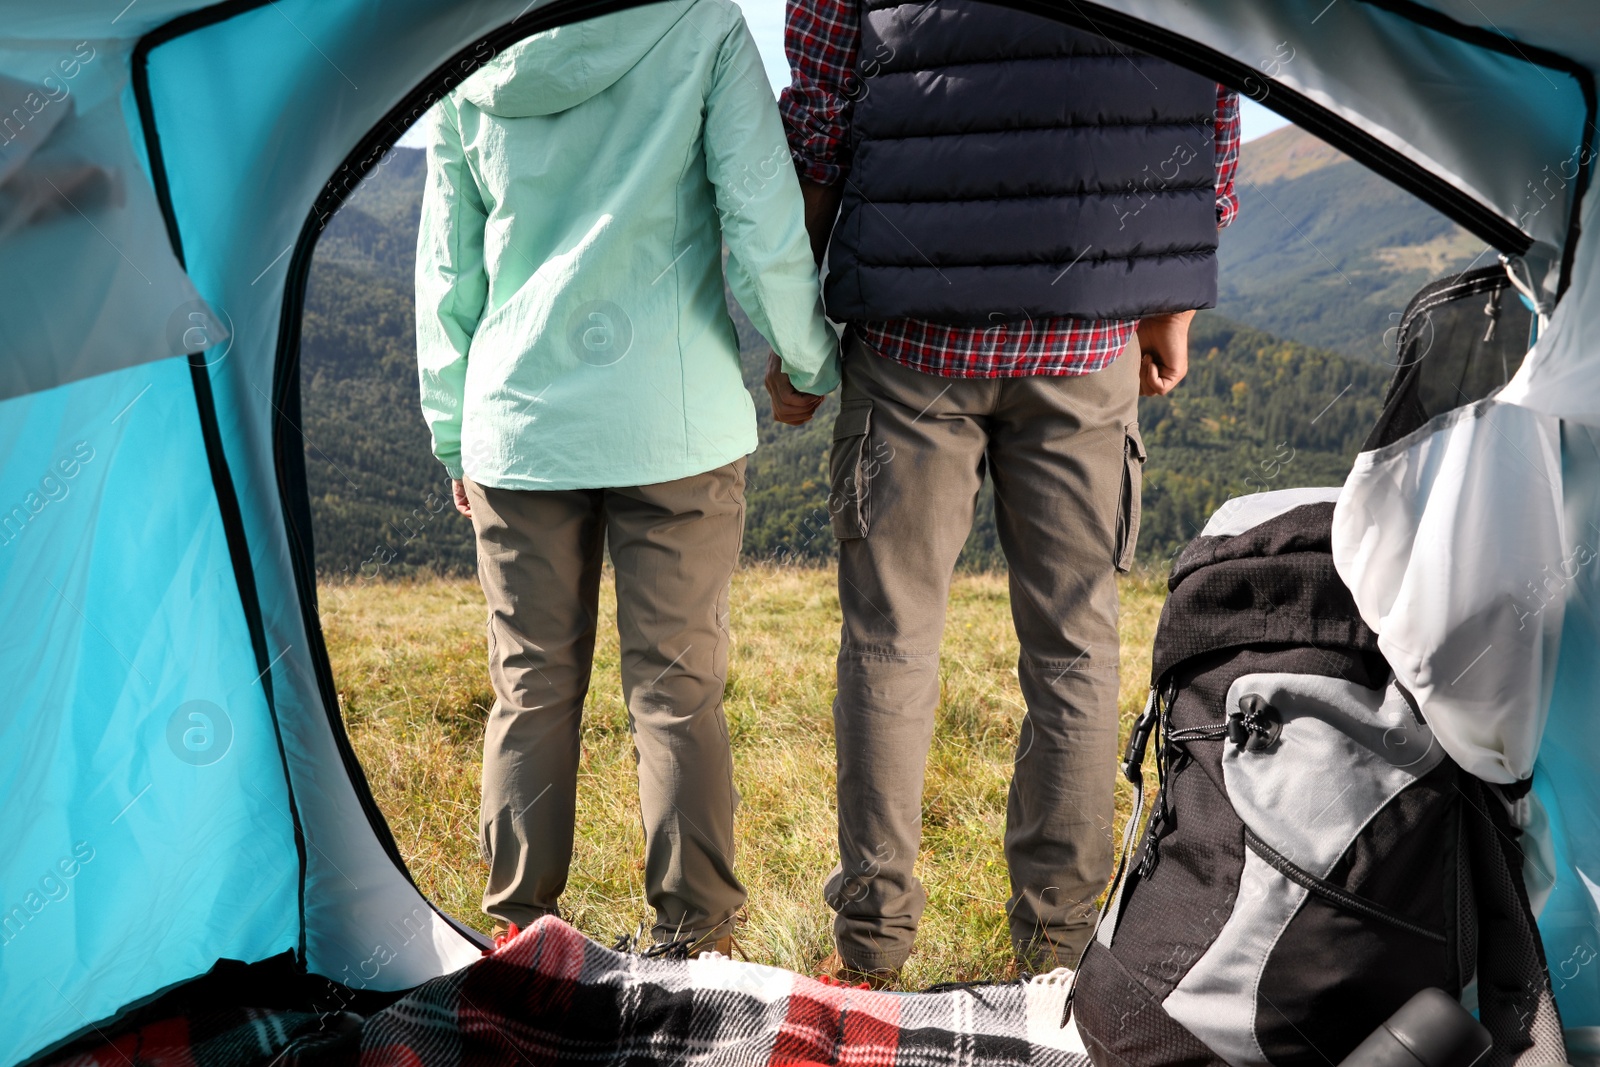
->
[301,134,1437,579]
[314,147,426,285]
[1134,315,1386,561]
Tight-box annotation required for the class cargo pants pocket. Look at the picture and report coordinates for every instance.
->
[1114,421,1146,572]
[828,399,874,540]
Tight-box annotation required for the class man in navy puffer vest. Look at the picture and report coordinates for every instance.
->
[768,0,1241,984]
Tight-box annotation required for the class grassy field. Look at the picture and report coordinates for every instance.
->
[320,565,1167,986]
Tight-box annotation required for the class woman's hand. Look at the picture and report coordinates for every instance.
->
[768,355,832,428]
[765,351,826,426]
[452,478,472,517]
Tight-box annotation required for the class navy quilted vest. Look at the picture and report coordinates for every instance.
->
[824,0,1222,326]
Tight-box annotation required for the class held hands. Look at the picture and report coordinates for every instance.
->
[765,351,826,426]
[1137,310,1196,397]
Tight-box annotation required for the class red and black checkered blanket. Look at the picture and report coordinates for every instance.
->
[45,917,1091,1067]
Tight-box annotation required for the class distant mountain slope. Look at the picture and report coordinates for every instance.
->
[300,143,1394,579]
[1240,125,1346,184]
[1218,125,1487,360]
[315,148,425,287]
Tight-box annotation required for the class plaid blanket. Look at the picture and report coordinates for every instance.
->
[45,917,1091,1067]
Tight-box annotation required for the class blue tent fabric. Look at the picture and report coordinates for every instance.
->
[4,0,1600,1062]
[0,357,300,1059]
[1532,424,1600,1034]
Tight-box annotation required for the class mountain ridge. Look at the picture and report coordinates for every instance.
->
[1237,123,1345,185]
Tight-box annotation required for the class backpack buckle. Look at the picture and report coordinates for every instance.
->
[1122,692,1161,781]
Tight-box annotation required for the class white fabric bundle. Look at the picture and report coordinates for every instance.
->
[1332,398,1566,783]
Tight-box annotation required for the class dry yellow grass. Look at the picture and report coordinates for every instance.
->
[320,564,1167,986]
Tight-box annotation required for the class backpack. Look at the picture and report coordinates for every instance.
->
[1069,488,1567,1066]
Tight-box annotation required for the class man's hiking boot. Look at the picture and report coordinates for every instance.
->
[687,932,737,959]
[816,951,898,991]
[645,929,738,959]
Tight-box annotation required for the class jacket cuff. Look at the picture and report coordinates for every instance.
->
[792,356,841,397]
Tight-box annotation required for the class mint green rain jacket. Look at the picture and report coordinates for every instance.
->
[416,0,838,489]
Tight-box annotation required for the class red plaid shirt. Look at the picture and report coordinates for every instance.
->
[780,1,1241,378]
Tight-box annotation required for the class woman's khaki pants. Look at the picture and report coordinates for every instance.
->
[464,459,747,943]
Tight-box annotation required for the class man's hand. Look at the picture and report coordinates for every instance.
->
[452,478,472,517]
[1137,310,1196,397]
[765,351,826,426]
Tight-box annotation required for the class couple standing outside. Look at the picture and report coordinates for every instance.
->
[416,0,1239,980]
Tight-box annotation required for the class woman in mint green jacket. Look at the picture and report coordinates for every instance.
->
[415,0,837,952]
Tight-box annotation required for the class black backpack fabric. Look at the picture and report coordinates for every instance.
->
[1070,497,1566,1066]
[1363,265,1535,452]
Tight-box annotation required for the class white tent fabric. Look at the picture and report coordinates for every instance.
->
[0,44,226,402]
[1504,182,1600,419]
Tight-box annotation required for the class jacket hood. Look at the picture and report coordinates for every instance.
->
[456,3,693,118]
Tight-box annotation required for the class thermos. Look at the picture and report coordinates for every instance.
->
[1339,988,1493,1067]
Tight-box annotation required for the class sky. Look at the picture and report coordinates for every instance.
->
[397,2,1292,147]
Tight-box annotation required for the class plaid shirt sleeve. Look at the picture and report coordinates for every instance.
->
[1214,86,1241,228]
[778,0,860,186]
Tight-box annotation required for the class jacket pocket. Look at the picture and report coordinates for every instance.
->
[1115,421,1146,572]
[828,400,874,540]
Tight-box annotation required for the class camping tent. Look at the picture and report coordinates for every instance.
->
[1,0,1597,1061]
